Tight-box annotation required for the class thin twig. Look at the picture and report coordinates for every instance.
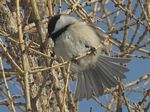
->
[62,62,71,111]
[0,42,24,74]
[92,96,113,112]
[0,57,16,112]
[16,0,31,111]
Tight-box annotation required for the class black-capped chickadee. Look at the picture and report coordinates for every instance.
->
[48,15,130,101]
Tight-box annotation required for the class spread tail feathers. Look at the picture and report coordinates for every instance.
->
[74,55,130,101]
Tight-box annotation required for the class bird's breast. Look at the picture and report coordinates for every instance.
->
[54,26,101,73]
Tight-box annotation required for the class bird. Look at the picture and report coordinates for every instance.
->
[47,14,130,101]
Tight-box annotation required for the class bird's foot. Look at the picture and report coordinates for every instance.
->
[90,47,97,55]
[71,55,78,63]
[85,45,97,55]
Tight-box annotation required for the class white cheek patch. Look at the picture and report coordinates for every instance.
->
[52,19,63,34]
[52,15,77,34]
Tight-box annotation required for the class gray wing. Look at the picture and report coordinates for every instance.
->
[74,55,131,101]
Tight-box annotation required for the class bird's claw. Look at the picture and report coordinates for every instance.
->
[89,46,97,55]
[71,55,78,63]
[85,45,97,55]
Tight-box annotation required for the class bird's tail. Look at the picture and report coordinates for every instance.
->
[74,55,130,100]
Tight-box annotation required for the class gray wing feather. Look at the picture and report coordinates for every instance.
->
[89,69,104,96]
[75,75,81,100]
[74,55,130,101]
[86,70,99,97]
[97,62,118,87]
[75,69,104,100]
[100,55,131,63]
[98,59,126,78]
[80,73,86,99]
[83,71,93,98]
[99,57,129,72]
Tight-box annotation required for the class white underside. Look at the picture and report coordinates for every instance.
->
[54,22,101,73]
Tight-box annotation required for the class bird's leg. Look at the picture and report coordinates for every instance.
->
[85,45,97,55]
[71,55,78,63]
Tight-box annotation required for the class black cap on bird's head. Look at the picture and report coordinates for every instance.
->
[48,15,61,36]
[48,14,77,41]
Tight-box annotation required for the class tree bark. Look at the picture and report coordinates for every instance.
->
[0,0,77,112]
